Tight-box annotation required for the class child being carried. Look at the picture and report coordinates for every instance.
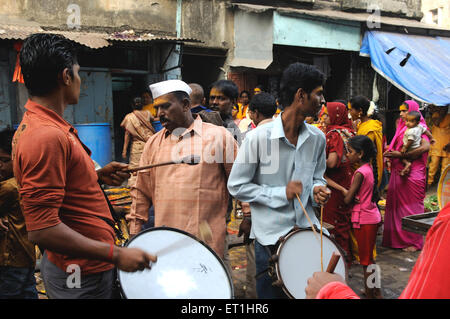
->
[400,111,435,176]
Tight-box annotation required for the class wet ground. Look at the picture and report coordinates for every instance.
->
[227,215,421,299]
[34,184,437,299]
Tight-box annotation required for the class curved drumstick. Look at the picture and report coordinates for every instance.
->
[125,154,201,173]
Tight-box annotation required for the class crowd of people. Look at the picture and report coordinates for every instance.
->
[1,33,449,300]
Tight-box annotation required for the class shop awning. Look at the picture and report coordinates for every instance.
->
[360,30,450,106]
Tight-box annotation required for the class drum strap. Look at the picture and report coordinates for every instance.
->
[97,183,127,243]
[255,268,270,280]
[254,244,278,280]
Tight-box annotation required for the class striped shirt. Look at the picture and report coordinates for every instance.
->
[128,116,238,258]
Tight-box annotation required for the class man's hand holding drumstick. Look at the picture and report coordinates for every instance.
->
[286,181,331,206]
[97,161,130,186]
[313,185,332,206]
[305,251,343,299]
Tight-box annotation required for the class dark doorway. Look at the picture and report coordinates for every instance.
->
[181,47,227,100]
[112,74,149,162]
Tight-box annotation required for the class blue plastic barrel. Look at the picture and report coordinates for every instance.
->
[74,123,112,167]
[152,120,163,132]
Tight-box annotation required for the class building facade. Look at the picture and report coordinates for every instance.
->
[0,0,448,159]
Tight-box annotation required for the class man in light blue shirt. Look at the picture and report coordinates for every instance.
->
[227,62,331,298]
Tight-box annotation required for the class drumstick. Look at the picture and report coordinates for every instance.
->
[320,205,324,272]
[326,251,341,273]
[125,154,200,173]
[295,194,320,241]
[198,221,212,243]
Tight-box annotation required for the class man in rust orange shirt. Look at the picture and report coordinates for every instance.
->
[13,33,156,299]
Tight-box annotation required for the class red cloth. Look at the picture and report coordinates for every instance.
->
[12,41,24,84]
[353,224,378,266]
[326,102,353,132]
[324,102,355,264]
[12,100,115,275]
[400,202,450,298]
[316,281,360,299]
[317,202,450,299]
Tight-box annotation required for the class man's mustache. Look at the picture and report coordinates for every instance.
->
[160,116,169,123]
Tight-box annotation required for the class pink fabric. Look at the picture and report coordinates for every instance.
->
[387,100,428,152]
[382,100,428,250]
[350,163,381,228]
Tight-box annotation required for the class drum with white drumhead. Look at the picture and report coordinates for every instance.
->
[118,227,234,299]
[271,228,348,299]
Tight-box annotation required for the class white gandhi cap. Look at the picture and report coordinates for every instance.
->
[149,79,192,99]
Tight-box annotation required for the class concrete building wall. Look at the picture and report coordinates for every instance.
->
[421,0,450,29]
[182,0,234,50]
[0,0,234,49]
[0,0,176,34]
[341,0,423,19]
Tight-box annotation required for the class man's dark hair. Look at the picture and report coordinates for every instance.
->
[408,111,421,123]
[210,80,239,100]
[249,92,277,118]
[0,129,14,154]
[20,33,78,96]
[279,62,325,108]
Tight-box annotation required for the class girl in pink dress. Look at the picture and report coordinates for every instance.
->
[343,135,382,299]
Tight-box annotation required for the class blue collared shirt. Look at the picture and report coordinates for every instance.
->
[227,113,328,246]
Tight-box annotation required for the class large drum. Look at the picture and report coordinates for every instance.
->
[270,228,348,299]
[118,227,234,299]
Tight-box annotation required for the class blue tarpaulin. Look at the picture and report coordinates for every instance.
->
[360,31,450,106]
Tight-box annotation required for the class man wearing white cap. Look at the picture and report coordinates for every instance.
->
[128,79,239,260]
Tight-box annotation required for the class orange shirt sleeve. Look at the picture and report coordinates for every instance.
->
[16,127,69,231]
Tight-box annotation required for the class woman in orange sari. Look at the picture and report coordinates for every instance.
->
[121,97,155,187]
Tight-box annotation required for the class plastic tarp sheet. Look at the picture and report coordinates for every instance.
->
[360,31,450,106]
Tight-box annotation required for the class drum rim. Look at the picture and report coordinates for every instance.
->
[117,226,235,299]
[274,227,349,299]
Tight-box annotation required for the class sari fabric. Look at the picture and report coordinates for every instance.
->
[324,102,355,264]
[357,119,384,187]
[382,100,428,250]
[121,111,154,186]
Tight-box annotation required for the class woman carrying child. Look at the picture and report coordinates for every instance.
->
[383,100,430,252]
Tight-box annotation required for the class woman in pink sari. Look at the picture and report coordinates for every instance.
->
[382,100,430,251]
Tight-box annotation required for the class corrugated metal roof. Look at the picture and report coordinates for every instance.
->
[42,30,111,49]
[231,3,450,33]
[0,16,202,48]
[107,31,202,44]
[0,16,44,41]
